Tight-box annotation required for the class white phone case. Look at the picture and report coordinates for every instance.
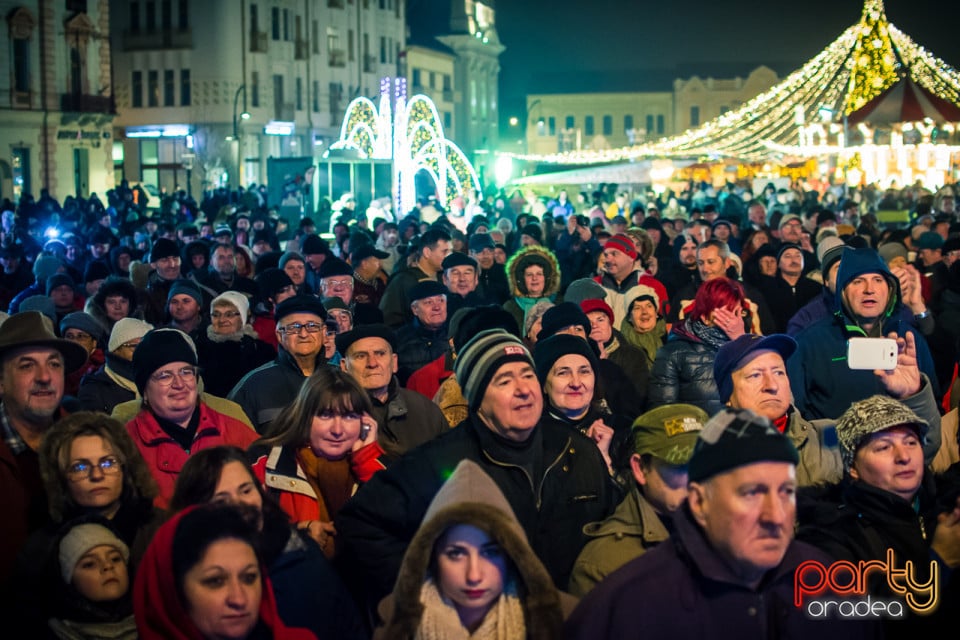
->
[847,337,898,370]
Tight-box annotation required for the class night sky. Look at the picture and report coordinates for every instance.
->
[495,0,960,131]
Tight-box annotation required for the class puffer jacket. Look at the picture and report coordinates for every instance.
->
[648,328,724,415]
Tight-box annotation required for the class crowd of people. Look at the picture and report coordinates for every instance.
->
[1,175,960,638]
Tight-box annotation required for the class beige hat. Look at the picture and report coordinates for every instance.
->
[108,317,154,352]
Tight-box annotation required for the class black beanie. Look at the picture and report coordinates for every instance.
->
[533,333,599,385]
[132,328,198,394]
[150,238,180,262]
[255,268,294,300]
[83,260,111,283]
[537,301,590,342]
[520,223,543,244]
[687,408,799,483]
[46,273,76,295]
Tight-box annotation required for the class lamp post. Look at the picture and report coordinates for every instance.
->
[228,85,250,186]
[524,99,544,154]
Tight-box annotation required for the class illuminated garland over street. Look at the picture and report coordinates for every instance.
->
[507,0,960,164]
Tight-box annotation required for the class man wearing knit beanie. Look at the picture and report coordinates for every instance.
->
[566,407,837,639]
[166,279,205,338]
[338,328,617,608]
[142,237,183,324]
[596,233,669,328]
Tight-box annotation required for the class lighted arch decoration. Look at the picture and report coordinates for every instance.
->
[328,77,481,216]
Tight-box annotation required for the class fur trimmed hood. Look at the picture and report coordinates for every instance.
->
[375,460,566,640]
[505,245,561,299]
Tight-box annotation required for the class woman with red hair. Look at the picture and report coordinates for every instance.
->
[648,277,748,415]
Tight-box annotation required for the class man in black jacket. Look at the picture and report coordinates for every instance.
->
[335,330,616,611]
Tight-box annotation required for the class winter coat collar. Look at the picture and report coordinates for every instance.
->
[582,485,670,543]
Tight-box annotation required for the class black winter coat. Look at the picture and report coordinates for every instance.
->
[648,332,723,415]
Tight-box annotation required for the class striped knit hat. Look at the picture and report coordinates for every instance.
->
[836,395,928,471]
[454,329,534,410]
[604,234,638,260]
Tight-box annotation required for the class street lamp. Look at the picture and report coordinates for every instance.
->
[230,84,250,141]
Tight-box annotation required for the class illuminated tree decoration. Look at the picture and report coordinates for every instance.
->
[328,77,481,216]
[843,0,900,115]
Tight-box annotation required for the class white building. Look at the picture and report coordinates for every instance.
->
[110,0,405,197]
[0,0,115,202]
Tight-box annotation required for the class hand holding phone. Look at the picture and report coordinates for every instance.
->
[847,337,898,370]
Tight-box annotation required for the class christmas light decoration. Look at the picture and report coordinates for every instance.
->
[329,77,481,216]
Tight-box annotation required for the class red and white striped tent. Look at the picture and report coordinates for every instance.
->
[847,76,960,125]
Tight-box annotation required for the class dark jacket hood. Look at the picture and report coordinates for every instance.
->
[834,246,900,320]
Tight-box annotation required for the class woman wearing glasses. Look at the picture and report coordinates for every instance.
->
[126,328,258,508]
[11,412,163,634]
[195,291,275,398]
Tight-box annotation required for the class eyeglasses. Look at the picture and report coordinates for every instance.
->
[279,321,324,334]
[323,279,353,288]
[211,310,241,319]
[150,366,199,386]
[66,456,122,482]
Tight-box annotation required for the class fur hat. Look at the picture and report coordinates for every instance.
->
[108,317,154,353]
[59,523,130,584]
[835,395,928,471]
[688,408,799,483]
[454,330,534,410]
[254,268,294,301]
[149,238,180,262]
[132,328,198,393]
[211,291,250,325]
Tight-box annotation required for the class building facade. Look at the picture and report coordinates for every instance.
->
[0,0,115,203]
[110,0,405,198]
[524,66,781,156]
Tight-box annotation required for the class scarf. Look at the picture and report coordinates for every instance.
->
[683,318,730,352]
[104,354,138,395]
[295,446,354,555]
[415,578,526,640]
[47,616,138,640]
[513,295,552,324]
[619,317,666,367]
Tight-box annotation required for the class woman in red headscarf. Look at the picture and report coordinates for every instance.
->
[133,502,315,639]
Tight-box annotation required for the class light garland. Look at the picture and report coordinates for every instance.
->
[504,0,960,164]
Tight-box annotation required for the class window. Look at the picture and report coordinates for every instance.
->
[656,115,664,135]
[148,70,159,106]
[443,74,451,91]
[161,0,171,28]
[131,71,142,107]
[548,116,556,136]
[584,116,594,136]
[178,0,188,29]
[624,114,634,131]
[645,115,654,133]
[250,3,258,32]
[273,74,284,113]
[348,29,354,60]
[282,8,289,41]
[296,77,303,111]
[719,105,729,115]
[312,20,319,53]
[444,111,451,128]
[690,106,700,127]
[379,36,386,63]
[565,116,574,129]
[429,72,436,89]
[251,71,260,107]
[180,69,190,105]
[271,7,279,40]
[412,69,421,88]
[12,148,31,199]
[13,38,30,93]
[129,2,140,31]
[602,115,612,136]
[145,1,155,31]
[163,69,174,106]
[312,80,319,112]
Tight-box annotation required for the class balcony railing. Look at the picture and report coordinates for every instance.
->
[121,28,192,51]
[250,30,268,53]
[61,93,114,113]
[11,90,33,109]
[295,39,308,60]
[328,49,346,68]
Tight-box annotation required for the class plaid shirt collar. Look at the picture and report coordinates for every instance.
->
[0,402,29,455]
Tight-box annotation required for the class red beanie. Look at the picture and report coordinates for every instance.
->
[580,298,615,325]
[604,234,638,260]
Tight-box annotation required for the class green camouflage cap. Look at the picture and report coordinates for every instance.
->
[630,404,707,465]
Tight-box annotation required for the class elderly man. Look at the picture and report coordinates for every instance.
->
[565,408,874,640]
[0,312,88,585]
[441,252,484,316]
[142,238,185,324]
[469,232,510,304]
[789,247,941,421]
[569,403,707,596]
[350,243,388,307]
[194,243,258,298]
[379,227,451,328]
[716,331,941,486]
[337,323,448,465]
[776,213,817,272]
[228,295,328,433]
[593,234,668,327]
[335,329,616,610]
[394,280,450,386]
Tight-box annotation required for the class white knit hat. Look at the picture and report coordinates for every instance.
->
[211,291,250,325]
[59,523,130,583]
[108,317,154,352]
